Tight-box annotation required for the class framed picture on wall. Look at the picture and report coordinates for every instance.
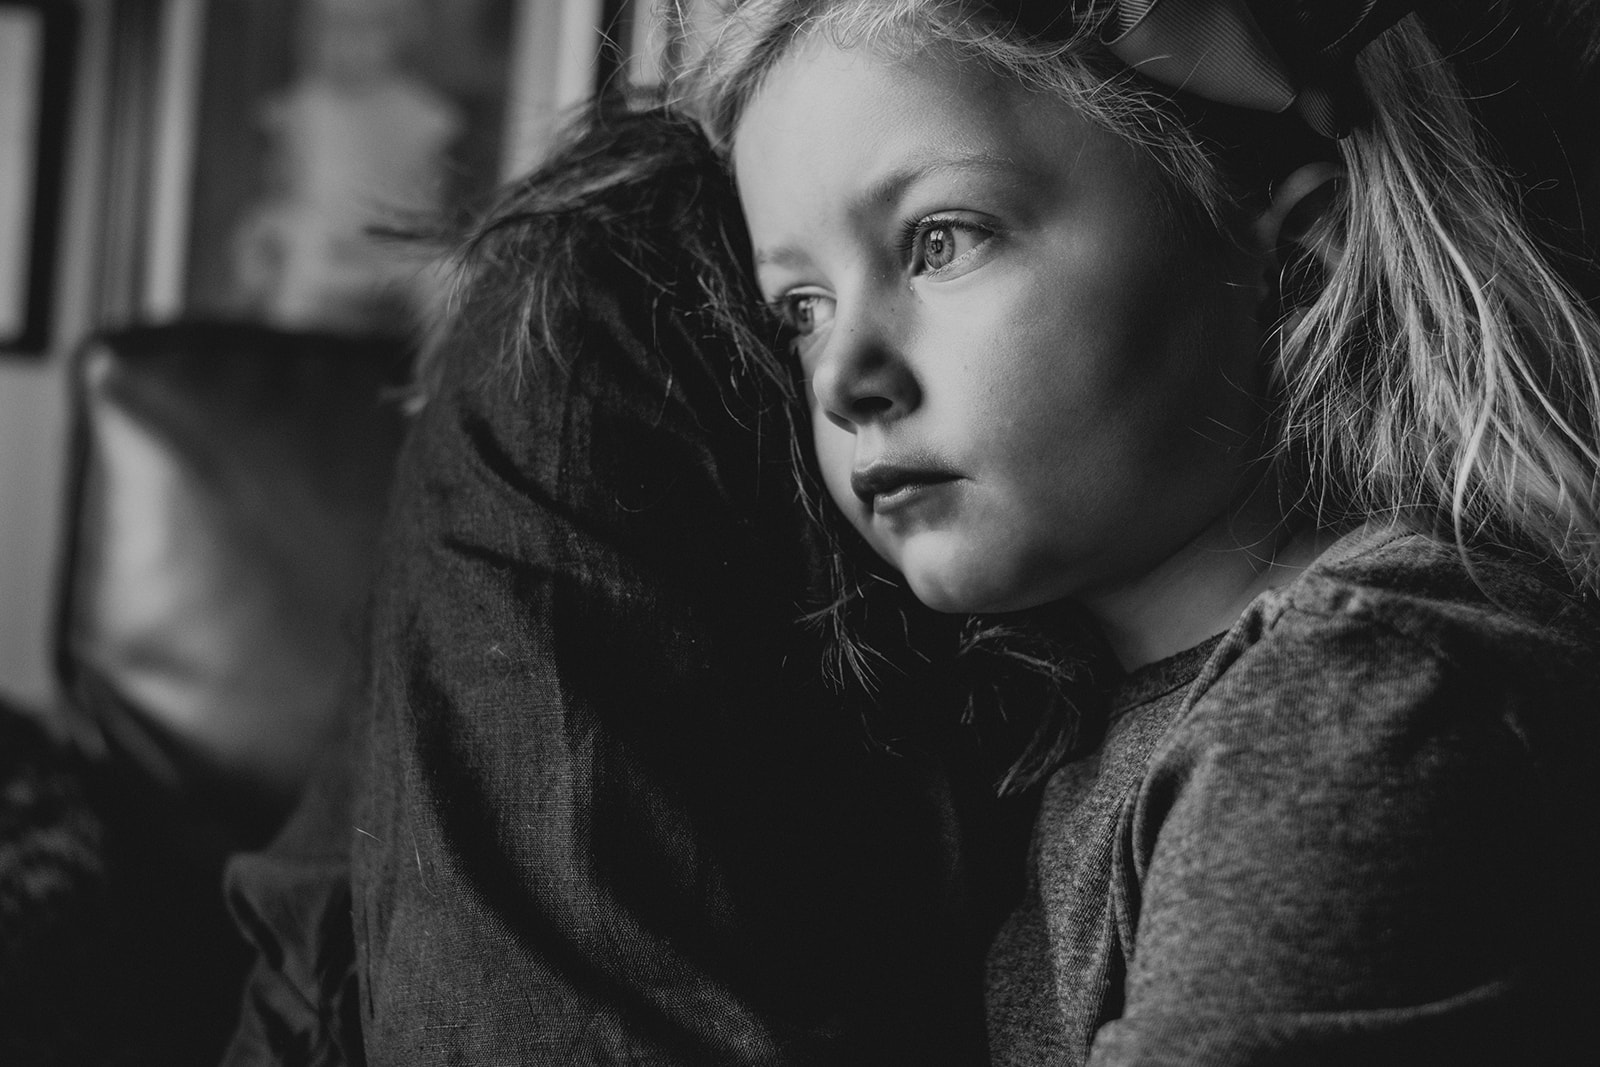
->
[176,0,521,336]
[0,0,75,355]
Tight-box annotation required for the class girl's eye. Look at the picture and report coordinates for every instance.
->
[909,218,991,276]
[776,292,835,336]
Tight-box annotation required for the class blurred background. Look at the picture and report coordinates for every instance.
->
[0,1,717,1060]
[1,0,721,709]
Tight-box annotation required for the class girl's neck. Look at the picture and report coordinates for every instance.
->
[1082,491,1341,671]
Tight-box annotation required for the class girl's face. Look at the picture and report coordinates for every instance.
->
[733,36,1272,623]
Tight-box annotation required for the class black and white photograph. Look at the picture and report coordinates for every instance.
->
[4,2,1600,1064]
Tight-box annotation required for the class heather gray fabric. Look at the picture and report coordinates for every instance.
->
[986,524,1600,1066]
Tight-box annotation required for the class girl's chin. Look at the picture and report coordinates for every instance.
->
[901,562,1035,616]
[873,529,1056,613]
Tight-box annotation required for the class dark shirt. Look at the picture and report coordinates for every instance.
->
[222,110,1024,1066]
[986,525,1600,1066]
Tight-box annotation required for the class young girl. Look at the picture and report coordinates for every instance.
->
[681,0,1600,1062]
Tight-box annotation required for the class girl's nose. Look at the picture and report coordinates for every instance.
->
[809,319,921,432]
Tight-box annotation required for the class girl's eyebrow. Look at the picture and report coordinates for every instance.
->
[857,152,1018,213]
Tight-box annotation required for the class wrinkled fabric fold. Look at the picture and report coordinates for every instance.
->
[1106,0,1297,114]
[1005,0,1421,136]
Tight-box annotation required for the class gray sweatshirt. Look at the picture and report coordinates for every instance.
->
[986,525,1600,1066]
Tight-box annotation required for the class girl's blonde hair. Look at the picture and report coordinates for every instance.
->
[676,0,1600,785]
[680,0,1600,585]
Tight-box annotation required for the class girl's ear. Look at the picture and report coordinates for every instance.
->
[1253,161,1346,320]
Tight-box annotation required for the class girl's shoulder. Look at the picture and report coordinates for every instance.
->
[1171,523,1600,771]
[1264,523,1600,672]
[1114,525,1600,1066]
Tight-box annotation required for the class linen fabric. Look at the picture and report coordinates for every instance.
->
[986,524,1600,1066]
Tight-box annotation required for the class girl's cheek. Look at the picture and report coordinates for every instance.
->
[813,420,858,514]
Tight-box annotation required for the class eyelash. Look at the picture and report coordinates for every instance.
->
[897,214,991,274]
[765,292,827,339]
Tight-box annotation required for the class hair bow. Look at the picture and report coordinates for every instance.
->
[1101,0,1417,136]
[1000,0,1419,137]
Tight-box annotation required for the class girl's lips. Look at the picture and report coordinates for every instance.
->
[871,478,960,514]
[850,463,962,510]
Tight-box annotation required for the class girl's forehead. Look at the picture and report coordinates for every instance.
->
[731,33,1169,239]
[749,37,1159,184]
[738,30,1063,150]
